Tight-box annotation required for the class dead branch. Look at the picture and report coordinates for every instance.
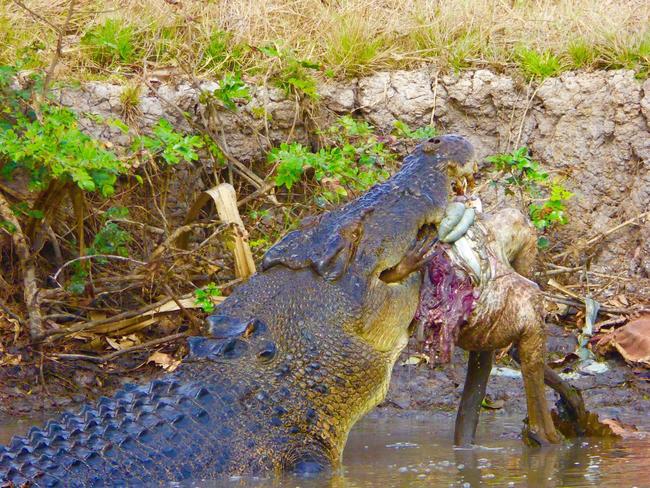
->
[163,284,201,329]
[542,292,650,315]
[51,254,147,286]
[53,332,189,363]
[149,222,217,262]
[0,189,43,338]
[37,295,173,340]
[42,0,77,94]
[553,211,650,260]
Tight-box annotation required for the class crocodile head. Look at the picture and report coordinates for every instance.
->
[261,134,475,356]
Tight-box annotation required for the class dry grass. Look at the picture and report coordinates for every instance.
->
[1,0,649,81]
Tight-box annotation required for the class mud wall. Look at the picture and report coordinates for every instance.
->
[58,69,650,291]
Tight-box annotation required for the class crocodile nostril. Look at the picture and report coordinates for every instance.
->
[429,138,441,144]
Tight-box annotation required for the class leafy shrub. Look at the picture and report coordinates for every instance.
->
[0,67,126,196]
[260,44,320,100]
[486,147,573,247]
[269,116,392,204]
[136,119,204,165]
[210,73,251,110]
[393,120,436,140]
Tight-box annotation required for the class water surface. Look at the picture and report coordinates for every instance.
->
[1,412,648,487]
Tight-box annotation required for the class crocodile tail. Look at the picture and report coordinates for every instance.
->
[0,377,229,485]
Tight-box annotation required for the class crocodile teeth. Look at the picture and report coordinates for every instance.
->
[452,236,481,277]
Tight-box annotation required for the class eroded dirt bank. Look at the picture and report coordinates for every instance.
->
[60,68,650,290]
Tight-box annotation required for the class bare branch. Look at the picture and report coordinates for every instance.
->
[42,0,77,94]
[51,254,147,286]
[0,190,42,337]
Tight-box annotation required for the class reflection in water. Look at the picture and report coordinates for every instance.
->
[1,412,648,487]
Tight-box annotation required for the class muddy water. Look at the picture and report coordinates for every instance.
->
[1,412,648,487]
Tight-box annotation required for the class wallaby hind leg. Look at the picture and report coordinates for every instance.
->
[518,326,562,445]
[510,348,588,437]
[454,350,494,446]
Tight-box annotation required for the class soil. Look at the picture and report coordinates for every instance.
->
[2,322,648,437]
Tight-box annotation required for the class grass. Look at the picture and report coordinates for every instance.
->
[2,0,649,82]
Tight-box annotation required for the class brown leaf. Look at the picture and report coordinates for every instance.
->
[552,409,622,439]
[600,418,639,438]
[602,315,650,366]
[105,334,140,351]
[147,351,181,372]
[0,350,21,366]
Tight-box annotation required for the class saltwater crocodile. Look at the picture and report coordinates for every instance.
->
[0,135,476,485]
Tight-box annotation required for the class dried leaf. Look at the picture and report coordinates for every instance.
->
[147,351,181,372]
[595,316,650,367]
[552,409,622,439]
[548,352,579,368]
[401,354,429,366]
[600,418,639,438]
[0,351,21,366]
[105,334,140,351]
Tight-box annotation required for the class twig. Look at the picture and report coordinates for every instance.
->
[237,182,276,207]
[149,222,216,261]
[37,295,175,340]
[105,218,166,235]
[0,299,24,327]
[42,0,77,94]
[51,254,146,285]
[514,79,541,149]
[11,0,60,32]
[553,211,650,260]
[103,332,188,361]
[163,284,201,329]
[38,345,50,395]
[593,316,628,332]
[430,70,439,126]
[53,332,189,363]
[541,292,648,315]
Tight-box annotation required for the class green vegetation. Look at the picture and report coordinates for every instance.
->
[136,119,204,166]
[515,47,563,80]
[0,59,210,301]
[487,147,573,248]
[3,0,648,84]
[259,44,320,100]
[194,282,222,313]
[81,18,140,68]
[0,66,125,196]
[269,116,396,204]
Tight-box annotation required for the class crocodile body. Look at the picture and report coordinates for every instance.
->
[0,135,475,486]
